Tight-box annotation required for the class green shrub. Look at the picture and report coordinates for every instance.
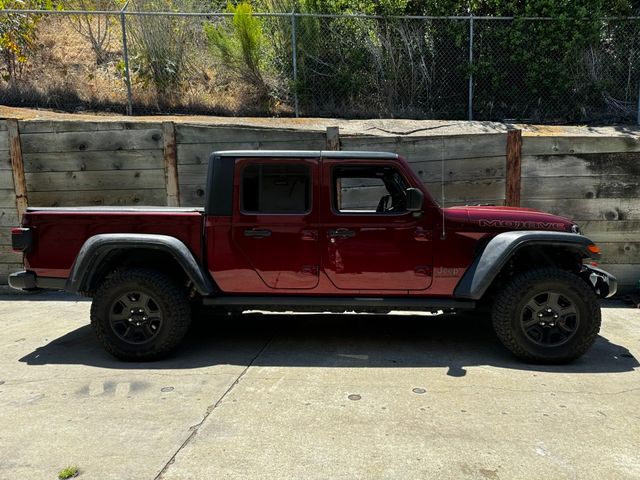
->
[204,2,266,92]
[127,0,195,98]
[0,0,58,80]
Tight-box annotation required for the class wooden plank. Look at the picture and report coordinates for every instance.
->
[408,156,506,183]
[17,120,162,134]
[18,121,125,134]
[0,229,11,245]
[176,138,325,166]
[0,151,11,170]
[341,133,507,160]
[0,262,22,271]
[579,221,640,242]
[26,170,166,192]
[29,189,167,207]
[598,242,640,264]
[522,152,640,178]
[177,163,209,185]
[178,143,255,166]
[521,198,640,221]
[0,131,9,151]
[0,172,14,190]
[179,184,207,208]
[7,119,28,217]
[175,124,326,145]
[505,129,522,206]
[0,251,22,264]
[23,150,164,173]
[0,120,7,131]
[522,176,640,200]
[441,198,505,207]
[0,189,16,208]
[522,135,640,156]
[163,122,179,207]
[596,264,640,287]
[20,129,163,154]
[0,210,20,226]
[424,179,506,203]
[0,263,24,284]
[326,126,340,151]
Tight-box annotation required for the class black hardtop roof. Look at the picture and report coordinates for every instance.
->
[213,150,399,160]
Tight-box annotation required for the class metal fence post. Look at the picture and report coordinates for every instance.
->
[637,79,640,126]
[468,15,474,121]
[120,1,134,116]
[291,11,300,118]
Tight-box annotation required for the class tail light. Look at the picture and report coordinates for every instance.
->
[11,228,33,253]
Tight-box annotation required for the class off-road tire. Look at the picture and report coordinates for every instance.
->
[91,268,191,361]
[491,268,600,363]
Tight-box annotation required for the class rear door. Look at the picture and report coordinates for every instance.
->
[231,158,320,289]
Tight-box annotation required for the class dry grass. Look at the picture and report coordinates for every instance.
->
[0,16,293,117]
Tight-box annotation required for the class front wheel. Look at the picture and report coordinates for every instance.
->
[491,268,601,363]
[91,268,192,361]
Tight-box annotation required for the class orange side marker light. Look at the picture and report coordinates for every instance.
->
[587,244,600,255]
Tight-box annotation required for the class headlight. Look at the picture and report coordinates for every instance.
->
[571,224,581,235]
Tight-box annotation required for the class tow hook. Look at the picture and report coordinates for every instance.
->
[580,265,618,299]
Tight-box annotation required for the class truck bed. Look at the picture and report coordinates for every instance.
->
[21,207,205,279]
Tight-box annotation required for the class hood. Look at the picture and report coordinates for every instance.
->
[443,205,574,233]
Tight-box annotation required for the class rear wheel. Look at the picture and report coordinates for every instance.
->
[491,268,600,363]
[91,268,191,361]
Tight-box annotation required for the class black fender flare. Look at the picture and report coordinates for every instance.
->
[454,231,598,300]
[65,234,215,295]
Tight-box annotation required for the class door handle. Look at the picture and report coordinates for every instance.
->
[414,227,432,242]
[244,228,272,238]
[328,228,356,239]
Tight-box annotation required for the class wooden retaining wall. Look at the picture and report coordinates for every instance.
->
[0,117,638,292]
[0,121,20,282]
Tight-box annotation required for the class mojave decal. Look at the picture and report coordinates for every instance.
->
[478,219,566,230]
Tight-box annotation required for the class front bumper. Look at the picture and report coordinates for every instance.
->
[8,271,66,291]
[581,265,618,298]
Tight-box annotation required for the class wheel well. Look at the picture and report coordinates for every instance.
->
[483,244,586,301]
[510,245,584,273]
[85,248,190,294]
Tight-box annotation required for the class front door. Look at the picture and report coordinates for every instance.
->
[232,158,320,289]
[321,160,433,291]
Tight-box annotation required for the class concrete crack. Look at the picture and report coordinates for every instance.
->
[154,337,273,480]
[365,124,456,135]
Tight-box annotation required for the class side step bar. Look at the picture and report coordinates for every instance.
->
[203,296,475,311]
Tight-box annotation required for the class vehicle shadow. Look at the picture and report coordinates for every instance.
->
[0,289,91,302]
[19,310,639,374]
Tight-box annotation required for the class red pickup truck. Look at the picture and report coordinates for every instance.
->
[10,150,616,363]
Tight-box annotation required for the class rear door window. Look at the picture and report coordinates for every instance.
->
[241,163,311,214]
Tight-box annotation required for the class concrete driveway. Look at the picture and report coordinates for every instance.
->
[0,289,638,480]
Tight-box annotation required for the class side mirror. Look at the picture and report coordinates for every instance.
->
[405,188,424,213]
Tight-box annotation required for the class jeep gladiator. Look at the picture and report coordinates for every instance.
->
[9,150,617,362]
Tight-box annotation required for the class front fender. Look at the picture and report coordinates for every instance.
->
[66,234,215,296]
[454,231,598,300]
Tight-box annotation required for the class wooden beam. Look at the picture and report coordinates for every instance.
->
[7,119,28,218]
[326,126,340,151]
[505,129,522,207]
[163,122,180,207]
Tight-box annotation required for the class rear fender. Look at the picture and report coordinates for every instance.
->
[66,234,215,295]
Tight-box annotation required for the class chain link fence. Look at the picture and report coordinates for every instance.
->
[0,9,639,124]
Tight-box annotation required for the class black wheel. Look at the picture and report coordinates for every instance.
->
[91,268,191,361]
[491,268,601,363]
